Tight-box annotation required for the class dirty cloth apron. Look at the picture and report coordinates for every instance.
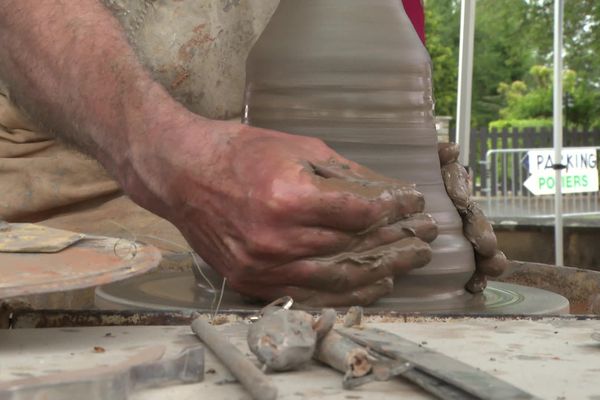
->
[0,1,278,259]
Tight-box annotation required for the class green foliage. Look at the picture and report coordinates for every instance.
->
[489,119,553,130]
[492,65,600,129]
[425,0,459,117]
[528,0,600,86]
[423,0,600,129]
[424,0,536,126]
[470,0,534,127]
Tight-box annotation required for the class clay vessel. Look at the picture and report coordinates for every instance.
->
[243,0,475,302]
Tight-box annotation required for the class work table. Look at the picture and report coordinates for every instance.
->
[1,315,599,399]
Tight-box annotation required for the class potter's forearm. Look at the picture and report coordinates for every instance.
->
[0,0,199,186]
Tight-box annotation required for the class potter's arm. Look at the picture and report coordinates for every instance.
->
[0,0,437,306]
[438,143,508,291]
[0,0,190,196]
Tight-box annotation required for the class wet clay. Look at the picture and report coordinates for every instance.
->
[315,330,372,378]
[313,308,337,339]
[465,271,488,294]
[247,307,359,373]
[463,202,497,258]
[437,143,460,166]
[247,308,316,371]
[437,143,507,283]
[476,250,508,278]
[441,163,470,212]
[343,306,363,328]
[243,0,476,300]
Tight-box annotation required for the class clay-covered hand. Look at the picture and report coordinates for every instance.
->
[437,143,508,292]
[139,118,437,306]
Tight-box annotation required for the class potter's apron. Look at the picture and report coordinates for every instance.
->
[0,0,278,259]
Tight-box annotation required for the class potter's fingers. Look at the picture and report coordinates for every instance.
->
[350,214,438,253]
[265,238,431,293]
[462,202,497,257]
[465,271,487,294]
[311,160,365,181]
[377,213,438,243]
[307,176,425,233]
[243,277,394,308]
[184,220,360,268]
[311,160,410,199]
[275,214,436,260]
[240,226,354,261]
[235,218,435,266]
[311,159,406,186]
[235,238,430,291]
[441,162,470,213]
[476,250,508,277]
[391,213,439,243]
[438,142,460,166]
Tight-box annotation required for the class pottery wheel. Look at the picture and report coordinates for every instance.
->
[1,236,161,299]
[95,271,569,315]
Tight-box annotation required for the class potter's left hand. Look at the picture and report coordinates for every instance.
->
[437,143,508,292]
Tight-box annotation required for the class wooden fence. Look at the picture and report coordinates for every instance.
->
[450,127,600,195]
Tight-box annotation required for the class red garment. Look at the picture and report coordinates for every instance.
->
[402,0,425,44]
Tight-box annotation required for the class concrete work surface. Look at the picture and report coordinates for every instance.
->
[1,316,599,399]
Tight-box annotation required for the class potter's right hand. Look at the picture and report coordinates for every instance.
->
[134,118,437,306]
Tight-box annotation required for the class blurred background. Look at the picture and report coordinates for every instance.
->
[426,0,600,269]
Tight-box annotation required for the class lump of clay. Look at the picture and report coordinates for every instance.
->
[343,306,363,328]
[247,309,316,371]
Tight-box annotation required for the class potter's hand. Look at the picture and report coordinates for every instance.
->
[146,119,437,306]
[437,143,508,292]
[0,0,436,306]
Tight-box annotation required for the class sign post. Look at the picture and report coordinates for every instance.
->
[553,0,564,266]
[456,0,476,166]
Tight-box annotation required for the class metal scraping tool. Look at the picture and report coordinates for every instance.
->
[337,327,539,400]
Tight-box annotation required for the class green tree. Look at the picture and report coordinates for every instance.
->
[493,65,600,129]
[424,0,600,129]
[424,0,536,127]
[425,0,459,118]
[471,0,535,127]
[528,0,600,86]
